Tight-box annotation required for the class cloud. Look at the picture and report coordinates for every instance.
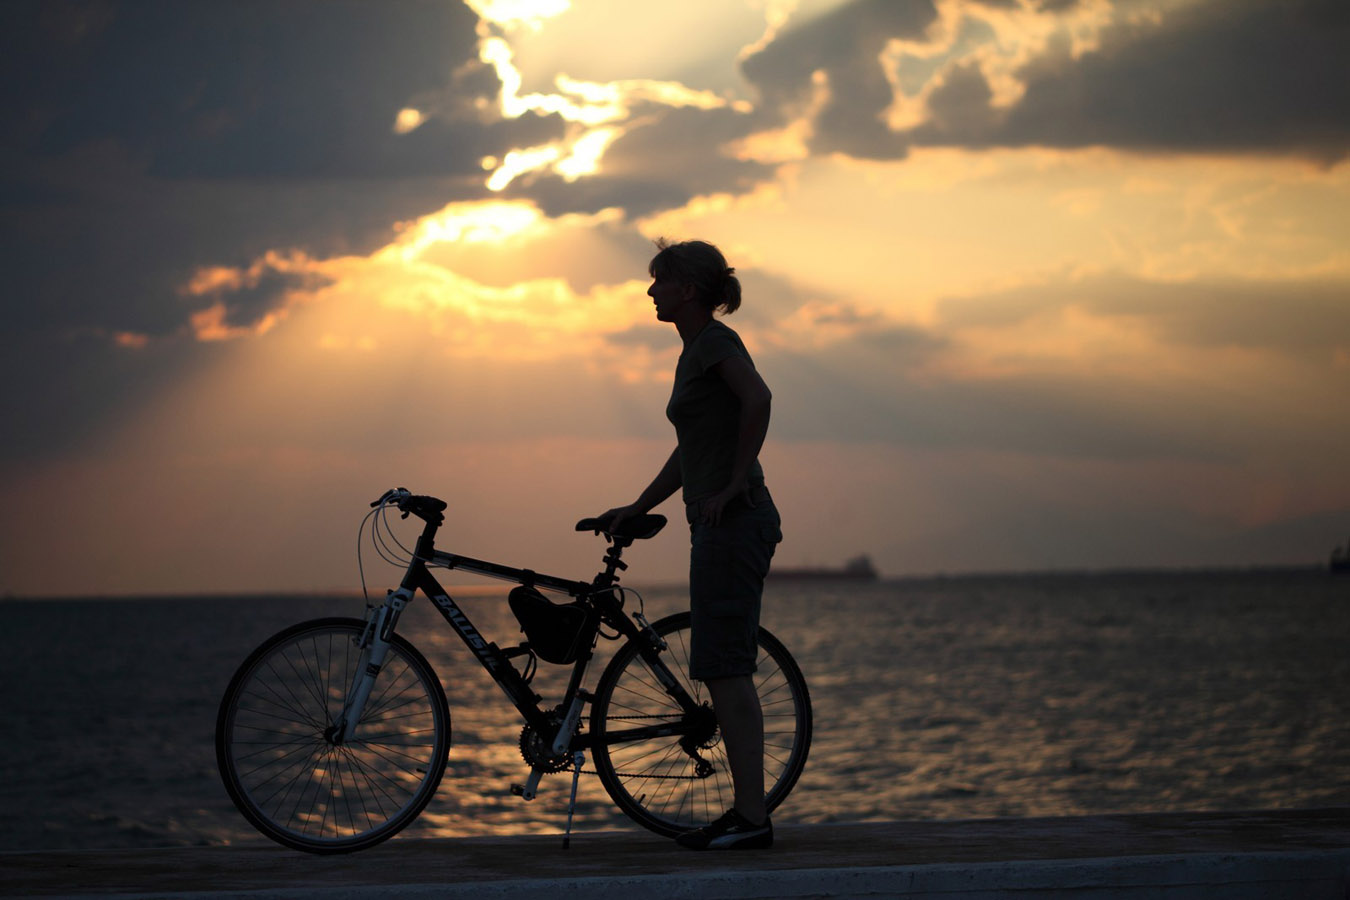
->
[0,0,572,343]
[767,339,1325,465]
[408,203,657,293]
[512,105,778,217]
[4,0,560,179]
[745,0,1350,162]
[741,264,1350,467]
[951,0,1350,162]
[741,0,939,158]
[603,324,677,352]
[937,273,1350,358]
[0,0,577,464]
[182,252,335,339]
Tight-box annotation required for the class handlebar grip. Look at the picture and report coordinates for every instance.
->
[408,495,448,515]
[370,489,445,524]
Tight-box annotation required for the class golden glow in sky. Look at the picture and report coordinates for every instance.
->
[177,1,1349,581]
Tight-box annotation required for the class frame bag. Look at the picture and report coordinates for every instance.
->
[508,585,594,664]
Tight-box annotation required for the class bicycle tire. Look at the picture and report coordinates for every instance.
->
[590,612,811,837]
[215,617,450,853]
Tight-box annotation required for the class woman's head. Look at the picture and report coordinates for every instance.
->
[648,239,741,315]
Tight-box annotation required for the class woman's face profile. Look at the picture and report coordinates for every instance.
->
[648,276,692,322]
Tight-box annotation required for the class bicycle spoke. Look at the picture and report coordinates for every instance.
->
[364,660,414,716]
[252,669,326,731]
[262,658,327,731]
[342,746,409,815]
[239,687,318,724]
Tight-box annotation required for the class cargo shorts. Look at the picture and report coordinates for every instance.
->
[687,495,782,681]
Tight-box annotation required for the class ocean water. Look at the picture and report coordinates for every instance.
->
[4,569,1348,851]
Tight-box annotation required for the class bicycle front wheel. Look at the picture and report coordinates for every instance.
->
[215,617,450,853]
[590,612,812,837]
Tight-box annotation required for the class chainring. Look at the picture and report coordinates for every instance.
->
[519,711,574,773]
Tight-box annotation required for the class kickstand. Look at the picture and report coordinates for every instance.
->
[562,750,586,850]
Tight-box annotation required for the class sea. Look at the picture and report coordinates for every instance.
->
[4,568,1348,851]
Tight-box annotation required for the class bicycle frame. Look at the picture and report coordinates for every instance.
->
[337,506,706,799]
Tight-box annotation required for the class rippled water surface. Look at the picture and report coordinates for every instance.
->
[5,569,1348,850]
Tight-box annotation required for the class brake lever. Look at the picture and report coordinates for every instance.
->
[371,486,410,509]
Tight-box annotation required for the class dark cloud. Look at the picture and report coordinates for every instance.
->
[741,0,939,158]
[937,274,1350,357]
[917,0,1350,160]
[0,155,493,338]
[602,324,678,352]
[206,268,334,332]
[757,269,1350,463]
[518,106,777,218]
[1085,278,1350,356]
[765,340,1248,462]
[853,324,949,356]
[969,0,1350,161]
[0,0,565,463]
[749,0,1350,162]
[917,61,1000,140]
[0,0,567,340]
[2,0,558,179]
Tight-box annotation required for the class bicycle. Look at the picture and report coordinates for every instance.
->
[215,488,812,853]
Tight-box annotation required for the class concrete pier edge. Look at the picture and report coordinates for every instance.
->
[32,849,1350,900]
[8,809,1350,900]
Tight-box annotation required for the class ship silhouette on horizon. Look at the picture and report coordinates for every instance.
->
[770,554,879,581]
[1332,538,1349,574]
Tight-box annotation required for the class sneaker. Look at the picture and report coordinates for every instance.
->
[675,809,773,850]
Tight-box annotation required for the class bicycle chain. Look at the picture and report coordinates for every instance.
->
[580,768,704,780]
[564,714,713,780]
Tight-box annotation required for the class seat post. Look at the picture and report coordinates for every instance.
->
[599,539,630,585]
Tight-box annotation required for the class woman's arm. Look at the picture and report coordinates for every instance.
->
[599,446,682,531]
[633,446,683,514]
[700,355,772,526]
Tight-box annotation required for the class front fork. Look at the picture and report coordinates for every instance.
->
[331,590,409,744]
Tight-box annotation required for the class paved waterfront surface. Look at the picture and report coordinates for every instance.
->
[5,809,1349,898]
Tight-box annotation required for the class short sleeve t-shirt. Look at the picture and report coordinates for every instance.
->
[666,319,766,504]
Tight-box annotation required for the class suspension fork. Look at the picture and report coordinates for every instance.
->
[332,589,410,744]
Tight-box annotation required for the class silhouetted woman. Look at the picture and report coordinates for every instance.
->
[599,238,781,850]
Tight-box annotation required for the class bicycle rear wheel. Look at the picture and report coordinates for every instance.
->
[590,612,811,837]
[215,617,450,853]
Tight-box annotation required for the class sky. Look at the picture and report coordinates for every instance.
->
[2,0,1348,596]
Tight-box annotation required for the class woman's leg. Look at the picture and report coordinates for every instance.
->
[706,673,766,824]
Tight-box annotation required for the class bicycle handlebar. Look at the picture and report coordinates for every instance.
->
[372,488,666,540]
[371,488,448,523]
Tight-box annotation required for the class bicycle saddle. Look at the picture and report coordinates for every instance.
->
[575,514,666,540]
